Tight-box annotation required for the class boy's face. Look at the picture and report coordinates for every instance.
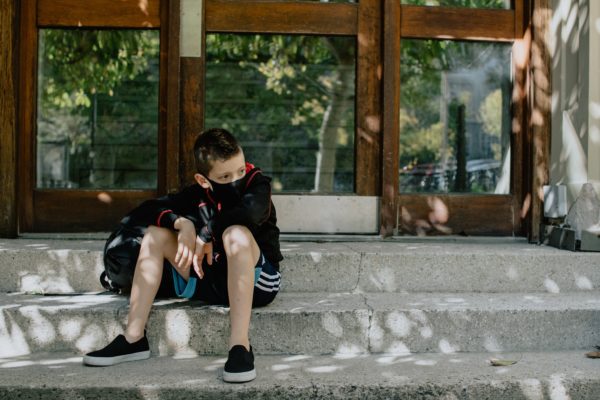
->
[194,150,246,189]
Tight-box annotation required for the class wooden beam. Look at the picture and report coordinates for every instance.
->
[381,0,401,237]
[529,0,551,241]
[18,0,37,232]
[33,190,156,232]
[180,57,205,186]
[0,0,18,237]
[355,0,382,196]
[514,0,528,38]
[161,0,181,194]
[205,0,357,35]
[180,0,206,186]
[38,0,160,28]
[401,5,515,42]
[398,194,515,235]
[512,28,531,236]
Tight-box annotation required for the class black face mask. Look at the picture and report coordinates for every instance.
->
[208,176,247,207]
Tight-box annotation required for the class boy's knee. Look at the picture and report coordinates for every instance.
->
[222,225,255,256]
[142,225,172,246]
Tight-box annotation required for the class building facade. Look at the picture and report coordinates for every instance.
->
[2,0,596,239]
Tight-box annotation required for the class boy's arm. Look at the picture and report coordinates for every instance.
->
[199,176,271,243]
[122,185,203,231]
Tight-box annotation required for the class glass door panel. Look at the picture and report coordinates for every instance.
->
[399,40,512,194]
[205,34,356,194]
[37,29,160,190]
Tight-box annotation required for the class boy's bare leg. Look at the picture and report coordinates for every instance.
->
[124,226,178,343]
[222,225,260,350]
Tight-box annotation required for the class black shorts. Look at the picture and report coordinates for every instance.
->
[158,249,281,307]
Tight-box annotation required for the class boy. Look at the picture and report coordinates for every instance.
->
[83,128,283,383]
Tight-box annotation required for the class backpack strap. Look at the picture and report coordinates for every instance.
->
[100,271,121,294]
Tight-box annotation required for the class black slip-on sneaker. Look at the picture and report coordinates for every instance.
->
[223,345,256,383]
[83,334,150,366]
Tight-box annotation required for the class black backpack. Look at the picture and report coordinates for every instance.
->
[100,224,145,294]
[99,185,209,294]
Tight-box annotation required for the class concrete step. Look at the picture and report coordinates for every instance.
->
[2,292,599,357]
[0,350,598,399]
[1,237,600,294]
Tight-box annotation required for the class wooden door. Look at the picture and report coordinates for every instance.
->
[382,0,533,236]
[18,0,180,232]
[182,0,383,233]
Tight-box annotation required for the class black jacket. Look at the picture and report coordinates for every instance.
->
[121,163,282,268]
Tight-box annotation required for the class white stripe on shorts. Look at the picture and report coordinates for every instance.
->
[255,282,280,292]
[257,277,280,288]
[259,271,280,280]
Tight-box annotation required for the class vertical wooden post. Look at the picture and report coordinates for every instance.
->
[381,0,401,237]
[0,0,18,237]
[180,0,205,185]
[528,0,551,241]
[18,0,37,232]
[511,0,531,236]
[454,104,467,192]
[160,0,181,194]
[356,0,382,196]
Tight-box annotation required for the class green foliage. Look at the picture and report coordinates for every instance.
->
[37,2,510,192]
[479,89,503,160]
[205,34,356,192]
[39,30,159,110]
[38,29,160,189]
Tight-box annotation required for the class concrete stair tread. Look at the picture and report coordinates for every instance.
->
[2,238,600,294]
[2,291,600,356]
[3,291,600,312]
[0,350,598,399]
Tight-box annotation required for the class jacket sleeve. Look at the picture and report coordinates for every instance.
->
[200,175,272,242]
[120,185,203,231]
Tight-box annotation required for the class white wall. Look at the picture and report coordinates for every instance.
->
[588,0,600,185]
[550,0,600,203]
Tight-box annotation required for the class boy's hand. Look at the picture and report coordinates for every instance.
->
[173,218,196,274]
[193,238,212,279]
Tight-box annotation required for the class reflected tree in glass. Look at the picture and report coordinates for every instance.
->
[206,34,356,194]
[37,30,160,189]
[400,39,512,194]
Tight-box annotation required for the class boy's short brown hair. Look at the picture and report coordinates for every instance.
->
[194,128,241,176]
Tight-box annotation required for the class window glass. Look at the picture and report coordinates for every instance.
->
[206,34,356,193]
[37,29,160,189]
[400,39,512,194]
[401,0,510,8]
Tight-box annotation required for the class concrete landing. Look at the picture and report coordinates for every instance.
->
[0,351,598,399]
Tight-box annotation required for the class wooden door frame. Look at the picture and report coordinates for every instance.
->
[184,0,383,196]
[0,0,18,237]
[17,0,180,232]
[7,0,550,236]
[381,0,550,239]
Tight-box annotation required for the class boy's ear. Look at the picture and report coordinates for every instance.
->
[194,173,211,189]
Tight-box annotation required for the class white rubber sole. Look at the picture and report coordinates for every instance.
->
[83,350,150,367]
[222,368,257,383]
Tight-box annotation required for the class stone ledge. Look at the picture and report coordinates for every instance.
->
[1,239,600,294]
[0,351,598,400]
[1,292,599,356]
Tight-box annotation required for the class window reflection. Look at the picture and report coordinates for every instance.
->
[37,29,160,189]
[205,34,356,194]
[400,40,512,194]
